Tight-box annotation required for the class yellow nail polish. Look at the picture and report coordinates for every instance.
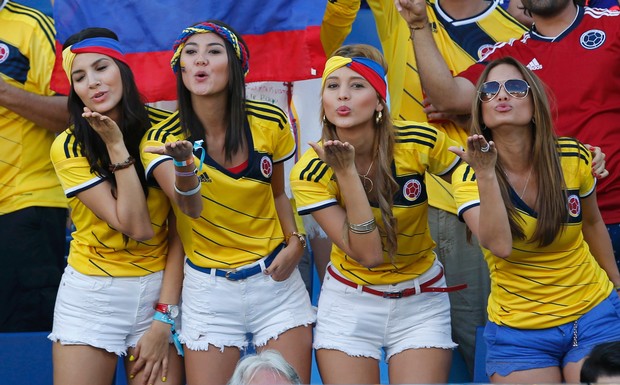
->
[129,355,135,362]
[162,377,167,382]
[129,374,135,379]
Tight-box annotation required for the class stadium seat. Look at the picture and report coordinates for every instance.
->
[0,331,53,385]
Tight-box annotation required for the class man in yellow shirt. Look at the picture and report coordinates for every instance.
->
[0,1,68,331]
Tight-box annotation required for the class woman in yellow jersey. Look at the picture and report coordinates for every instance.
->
[290,44,464,384]
[142,20,314,385]
[450,56,620,383]
[49,28,184,385]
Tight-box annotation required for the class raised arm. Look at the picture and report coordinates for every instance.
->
[307,141,383,268]
[145,140,203,218]
[76,109,154,241]
[394,0,477,114]
[451,135,512,258]
[321,0,361,56]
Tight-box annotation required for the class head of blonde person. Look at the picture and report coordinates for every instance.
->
[320,43,399,258]
[227,350,301,385]
[470,56,567,246]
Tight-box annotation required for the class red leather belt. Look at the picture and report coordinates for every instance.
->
[327,265,467,299]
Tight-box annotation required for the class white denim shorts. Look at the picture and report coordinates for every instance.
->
[180,257,316,352]
[314,259,456,361]
[48,265,163,355]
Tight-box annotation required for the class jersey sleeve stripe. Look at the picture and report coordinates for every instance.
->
[65,176,104,198]
[7,2,55,52]
[297,200,339,216]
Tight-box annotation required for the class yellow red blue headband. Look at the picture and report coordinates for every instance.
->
[62,37,127,81]
[170,22,250,76]
[321,56,387,101]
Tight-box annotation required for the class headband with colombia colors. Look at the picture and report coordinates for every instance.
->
[170,22,250,76]
[62,37,128,81]
[321,56,387,102]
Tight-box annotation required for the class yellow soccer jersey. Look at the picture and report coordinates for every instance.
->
[0,2,67,215]
[290,121,461,285]
[321,0,526,214]
[452,138,613,329]
[141,100,296,269]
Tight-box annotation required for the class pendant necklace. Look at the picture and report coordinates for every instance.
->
[517,166,533,199]
[358,159,374,193]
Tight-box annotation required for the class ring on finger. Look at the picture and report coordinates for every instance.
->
[480,143,490,153]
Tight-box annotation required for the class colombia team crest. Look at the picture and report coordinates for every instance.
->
[403,178,422,202]
[567,194,581,218]
[260,156,273,178]
[580,29,606,50]
[0,43,9,64]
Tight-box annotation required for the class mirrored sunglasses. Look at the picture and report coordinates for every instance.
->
[478,79,530,102]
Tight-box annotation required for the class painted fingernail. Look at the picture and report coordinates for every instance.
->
[129,355,135,362]
[129,374,135,379]
[162,377,167,382]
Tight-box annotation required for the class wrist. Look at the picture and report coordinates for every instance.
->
[285,231,306,249]
[408,21,429,32]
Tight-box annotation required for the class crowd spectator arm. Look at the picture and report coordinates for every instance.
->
[581,192,620,288]
[0,76,68,133]
[394,0,478,115]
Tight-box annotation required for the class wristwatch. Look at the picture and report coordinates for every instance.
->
[155,303,179,319]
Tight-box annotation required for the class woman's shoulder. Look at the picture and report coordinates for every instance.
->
[245,99,289,128]
[51,127,80,161]
[142,110,183,143]
[557,137,591,162]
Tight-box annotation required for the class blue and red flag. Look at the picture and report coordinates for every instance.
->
[51,0,327,102]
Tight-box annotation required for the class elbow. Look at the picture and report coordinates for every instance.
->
[178,200,203,219]
[129,227,155,242]
[484,243,512,259]
[182,208,202,219]
[357,251,384,268]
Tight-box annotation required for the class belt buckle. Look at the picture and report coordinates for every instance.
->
[225,270,237,281]
[383,291,403,299]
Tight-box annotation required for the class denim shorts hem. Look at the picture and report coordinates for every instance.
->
[488,361,557,377]
[314,344,381,360]
[48,333,127,356]
[253,322,314,347]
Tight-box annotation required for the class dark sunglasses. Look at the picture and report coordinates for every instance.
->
[478,79,530,102]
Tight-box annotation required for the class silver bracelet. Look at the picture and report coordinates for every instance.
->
[174,182,201,196]
[347,218,377,234]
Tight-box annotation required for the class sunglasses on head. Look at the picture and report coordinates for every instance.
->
[478,79,530,102]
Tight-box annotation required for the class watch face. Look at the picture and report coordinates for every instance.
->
[168,305,179,319]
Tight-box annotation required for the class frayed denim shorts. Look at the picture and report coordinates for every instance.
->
[48,265,163,355]
[314,259,456,361]
[179,256,316,352]
[484,291,620,377]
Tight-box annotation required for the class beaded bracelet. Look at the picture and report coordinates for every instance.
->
[174,183,201,196]
[108,156,135,173]
[174,169,198,177]
[173,157,194,167]
[408,22,428,31]
[285,231,307,249]
[347,218,377,234]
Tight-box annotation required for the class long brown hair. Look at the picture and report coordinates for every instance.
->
[471,56,567,246]
[320,44,399,258]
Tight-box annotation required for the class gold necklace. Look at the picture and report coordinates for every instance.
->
[358,159,374,193]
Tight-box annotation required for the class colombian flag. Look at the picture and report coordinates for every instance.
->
[51,0,327,102]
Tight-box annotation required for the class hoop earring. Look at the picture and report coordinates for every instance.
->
[322,115,328,124]
[375,110,383,125]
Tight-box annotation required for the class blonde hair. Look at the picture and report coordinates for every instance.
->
[320,44,399,258]
[471,57,567,246]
